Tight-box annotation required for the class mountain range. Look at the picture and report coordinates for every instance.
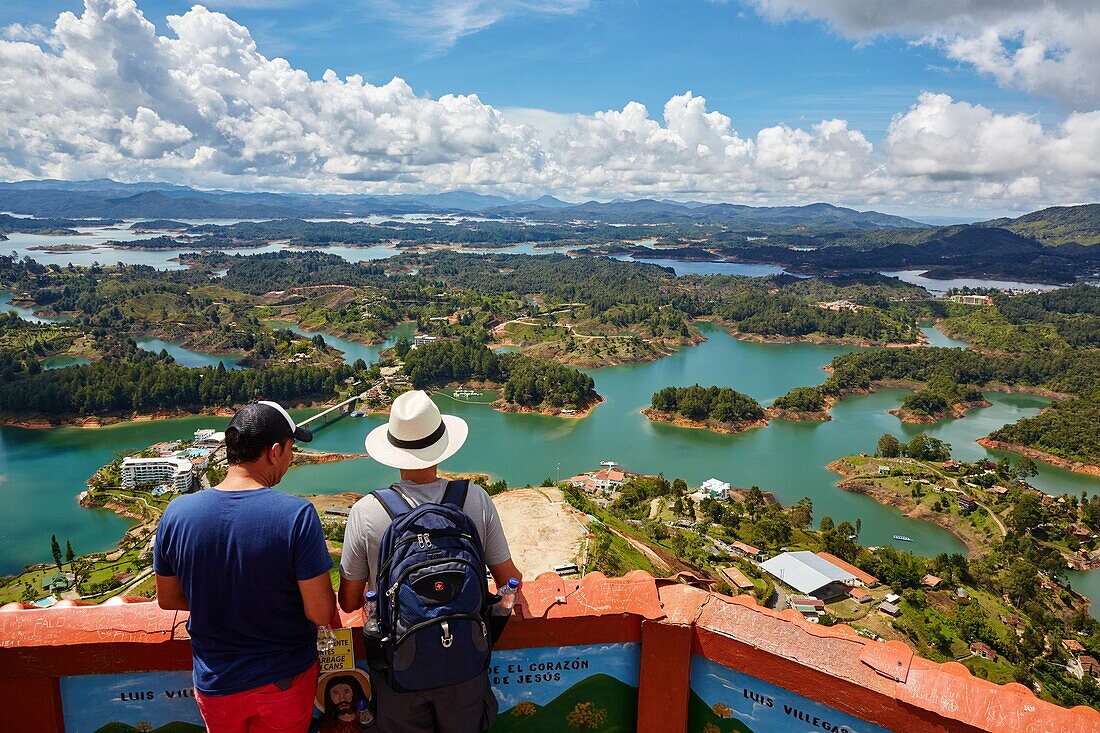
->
[1,180,1097,255]
[0,179,922,230]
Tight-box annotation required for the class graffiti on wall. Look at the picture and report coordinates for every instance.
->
[60,642,641,733]
[688,656,894,733]
[489,642,640,732]
[60,671,204,733]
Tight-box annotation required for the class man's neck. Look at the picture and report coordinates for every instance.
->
[216,464,273,491]
[399,466,439,485]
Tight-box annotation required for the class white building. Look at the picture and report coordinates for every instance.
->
[760,551,858,601]
[412,335,438,349]
[193,429,226,448]
[699,478,731,499]
[122,457,193,493]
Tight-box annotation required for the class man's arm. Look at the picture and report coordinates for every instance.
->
[488,559,522,588]
[338,501,371,613]
[155,573,189,611]
[338,575,367,614]
[299,572,337,627]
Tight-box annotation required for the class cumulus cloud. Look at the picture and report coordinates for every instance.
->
[0,0,1096,213]
[742,0,1100,108]
[885,92,1043,179]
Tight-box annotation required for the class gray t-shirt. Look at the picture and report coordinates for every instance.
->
[340,479,512,590]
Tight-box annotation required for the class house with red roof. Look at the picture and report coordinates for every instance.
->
[816,551,879,588]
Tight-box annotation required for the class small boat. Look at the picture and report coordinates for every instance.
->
[350,411,364,417]
[600,460,619,467]
[892,535,914,542]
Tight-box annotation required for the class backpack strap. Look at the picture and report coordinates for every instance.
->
[373,486,414,520]
[441,479,470,510]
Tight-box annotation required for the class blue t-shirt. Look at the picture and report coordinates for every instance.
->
[153,487,334,695]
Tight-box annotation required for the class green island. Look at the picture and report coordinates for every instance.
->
[888,375,990,423]
[401,336,601,417]
[645,385,766,434]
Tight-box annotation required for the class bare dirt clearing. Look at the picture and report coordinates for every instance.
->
[493,487,588,578]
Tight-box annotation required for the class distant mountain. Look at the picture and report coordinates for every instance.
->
[982,204,1100,246]
[0,180,515,218]
[17,180,1100,244]
[0,187,317,219]
[521,194,573,208]
[0,180,928,230]
[361,190,514,211]
[483,198,925,229]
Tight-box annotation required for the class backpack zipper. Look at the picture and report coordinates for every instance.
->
[376,529,473,586]
[394,612,488,648]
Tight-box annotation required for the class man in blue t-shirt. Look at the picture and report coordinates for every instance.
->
[155,400,336,733]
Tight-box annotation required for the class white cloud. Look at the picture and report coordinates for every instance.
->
[742,0,1100,108]
[885,92,1043,179]
[2,23,52,44]
[363,0,590,52]
[0,0,1095,214]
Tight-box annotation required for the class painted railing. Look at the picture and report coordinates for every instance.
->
[2,571,1097,733]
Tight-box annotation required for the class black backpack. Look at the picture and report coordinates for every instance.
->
[370,480,493,692]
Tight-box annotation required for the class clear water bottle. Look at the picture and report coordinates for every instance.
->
[494,577,519,615]
[363,590,380,635]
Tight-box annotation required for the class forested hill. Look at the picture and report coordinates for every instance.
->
[724,226,1099,283]
[982,204,1100,246]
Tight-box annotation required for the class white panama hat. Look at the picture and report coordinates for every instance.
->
[364,390,468,470]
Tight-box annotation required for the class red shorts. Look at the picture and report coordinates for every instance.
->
[195,662,319,733]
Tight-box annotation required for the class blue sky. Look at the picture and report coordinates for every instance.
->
[0,0,1096,216]
[0,0,1063,140]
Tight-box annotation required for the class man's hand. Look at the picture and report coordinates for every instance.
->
[155,573,189,611]
[488,559,522,589]
[298,572,337,626]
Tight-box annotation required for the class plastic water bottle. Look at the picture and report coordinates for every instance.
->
[363,590,380,635]
[495,577,519,615]
[357,697,374,727]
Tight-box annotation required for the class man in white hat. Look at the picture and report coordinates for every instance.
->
[338,390,520,733]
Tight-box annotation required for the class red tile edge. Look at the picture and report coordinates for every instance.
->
[0,601,186,648]
[517,569,664,620]
[1,572,1098,732]
[899,659,1100,733]
[657,582,1100,731]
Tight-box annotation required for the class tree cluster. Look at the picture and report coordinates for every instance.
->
[402,337,598,409]
[650,384,764,423]
[0,351,358,416]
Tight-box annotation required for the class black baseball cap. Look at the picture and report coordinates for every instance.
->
[227,400,313,446]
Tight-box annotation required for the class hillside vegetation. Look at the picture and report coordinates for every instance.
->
[984,204,1100,246]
